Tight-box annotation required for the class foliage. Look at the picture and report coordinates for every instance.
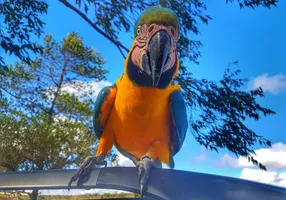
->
[0,192,141,200]
[0,0,48,68]
[58,0,277,170]
[0,32,108,118]
[0,33,117,199]
[0,114,95,171]
[177,63,275,170]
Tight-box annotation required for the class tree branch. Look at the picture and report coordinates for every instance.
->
[117,45,127,59]
[58,0,129,58]
[47,53,68,120]
[0,86,49,114]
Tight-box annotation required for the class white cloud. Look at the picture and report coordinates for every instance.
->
[44,80,112,101]
[117,153,135,167]
[249,73,286,94]
[194,146,208,162]
[217,154,249,168]
[218,142,286,170]
[217,142,286,188]
[240,168,286,187]
[194,154,207,162]
[60,80,112,100]
[115,151,171,169]
[278,172,286,187]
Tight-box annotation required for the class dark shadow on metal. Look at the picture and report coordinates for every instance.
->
[0,167,285,200]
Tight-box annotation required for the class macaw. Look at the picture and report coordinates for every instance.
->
[68,6,188,196]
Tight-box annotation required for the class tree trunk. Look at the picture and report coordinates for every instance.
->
[28,190,38,200]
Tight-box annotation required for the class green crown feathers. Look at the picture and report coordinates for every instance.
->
[134,6,180,37]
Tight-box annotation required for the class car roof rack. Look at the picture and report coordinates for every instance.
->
[0,167,285,200]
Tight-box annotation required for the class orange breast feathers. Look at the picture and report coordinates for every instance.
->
[96,73,180,166]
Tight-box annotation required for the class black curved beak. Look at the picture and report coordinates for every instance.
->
[142,30,171,87]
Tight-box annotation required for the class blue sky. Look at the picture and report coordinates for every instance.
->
[2,0,286,189]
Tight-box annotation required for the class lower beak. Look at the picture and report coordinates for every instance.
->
[142,30,171,87]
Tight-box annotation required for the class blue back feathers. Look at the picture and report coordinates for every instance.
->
[170,90,188,156]
[93,85,115,139]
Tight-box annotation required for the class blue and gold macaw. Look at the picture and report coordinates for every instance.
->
[68,6,188,196]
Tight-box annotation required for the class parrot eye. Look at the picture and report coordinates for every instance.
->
[137,27,141,35]
[170,27,176,37]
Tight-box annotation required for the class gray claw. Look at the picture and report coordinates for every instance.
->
[136,154,155,197]
[68,154,106,190]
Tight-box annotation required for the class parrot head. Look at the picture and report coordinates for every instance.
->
[126,6,180,89]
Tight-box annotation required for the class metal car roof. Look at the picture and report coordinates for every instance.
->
[0,167,285,200]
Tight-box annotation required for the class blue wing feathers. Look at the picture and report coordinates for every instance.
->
[93,85,115,139]
[170,90,188,156]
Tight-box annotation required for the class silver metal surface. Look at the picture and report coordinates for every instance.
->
[0,167,285,200]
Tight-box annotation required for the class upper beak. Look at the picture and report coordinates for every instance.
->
[141,30,171,87]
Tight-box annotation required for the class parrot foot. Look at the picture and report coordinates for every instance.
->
[67,154,106,190]
[136,153,156,197]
